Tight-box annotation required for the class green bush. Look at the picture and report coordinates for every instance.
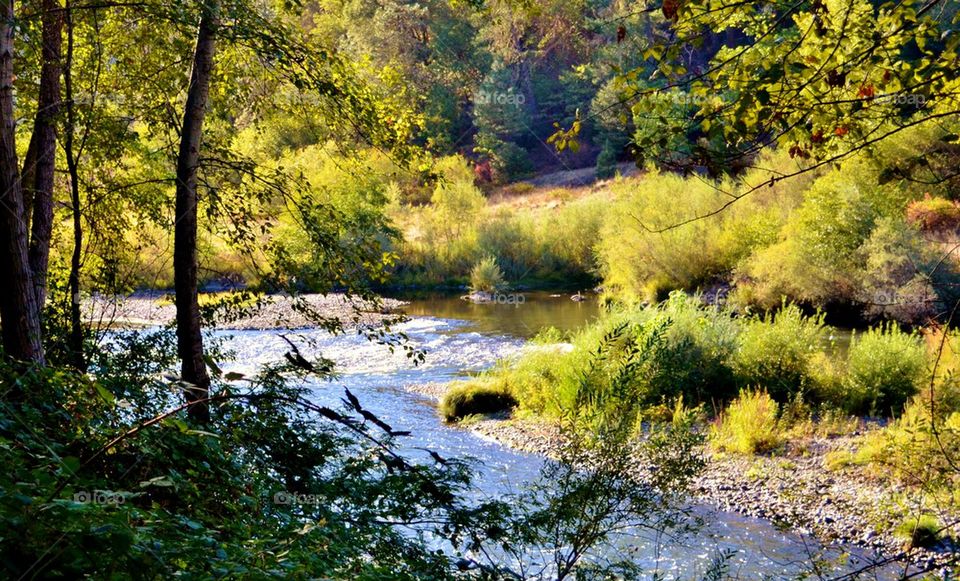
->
[461,294,744,423]
[483,340,576,417]
[391,181,605,288]
[453,309,669,424]
[842,323,928,416]
[732,150,960,320]
[643,293,740,404]
[851,400,960,491]
[427,160,486,249]
[732,304,827,401]
[599,151,808,303]
[439,381,518,422]
[468,256,508,293]
[710,390,782,455]
[736,169,887,308]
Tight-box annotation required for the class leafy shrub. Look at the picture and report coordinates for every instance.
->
[710,390,782,455]
[895,515,941,548]
[439,381,518,422]
[852,399,960,491]
[906,196,960,232]
[732,304,826,401]
[599,151,808,303]
[456,310,671,424]
[857,217,943,323]
[469,256,508,293]
[842,323,927,416]
[644,293,740,404]
[0,354,476,578]
[427,162,486,247]
[736,168,895,308]
[391,184,605,288]
[923,328,960,414]
[732,149,960,322]
[808,350,846,405]
[598,171,732,301]
[463,295,745,424]
[485,340,575,417]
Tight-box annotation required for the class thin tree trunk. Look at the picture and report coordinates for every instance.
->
[25,0,63,309]
[0,0,44,365]
[175,1,219,422]
[64,0,84,371]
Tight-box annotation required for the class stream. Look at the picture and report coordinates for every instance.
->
[215,291,900,579]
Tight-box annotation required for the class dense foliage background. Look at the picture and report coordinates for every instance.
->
[1,0,959,577]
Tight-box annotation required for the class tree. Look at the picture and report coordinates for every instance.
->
[23,0,63,309]
[62,0,87,371]
[556,0,960,205]
[0,0,44,365]
[174,0,220,422]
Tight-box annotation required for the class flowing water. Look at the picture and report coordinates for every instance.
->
[214,292,901,579]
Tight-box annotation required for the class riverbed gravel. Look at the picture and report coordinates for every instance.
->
[84,292,406,330]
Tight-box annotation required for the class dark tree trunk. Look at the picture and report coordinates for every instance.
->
[175,1,219,422]
[0,0,44,365]
[24,0,63,309]
[64,0,84,371]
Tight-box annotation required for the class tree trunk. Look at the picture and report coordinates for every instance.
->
[24,0,63,309]
[64,0,84,371]
[175,1,219,422]
[0,0,44,365]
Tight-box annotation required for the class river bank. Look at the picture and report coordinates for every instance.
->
[83,292,407,330]
[407,382,957,576]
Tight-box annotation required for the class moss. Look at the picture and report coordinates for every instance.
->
[440,383,518,423]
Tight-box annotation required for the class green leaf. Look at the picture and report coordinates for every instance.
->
[204,354,223,378]
[94,384,115,405]
[61,456,81,476]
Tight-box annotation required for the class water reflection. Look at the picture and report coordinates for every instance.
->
[394,290,602,339]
